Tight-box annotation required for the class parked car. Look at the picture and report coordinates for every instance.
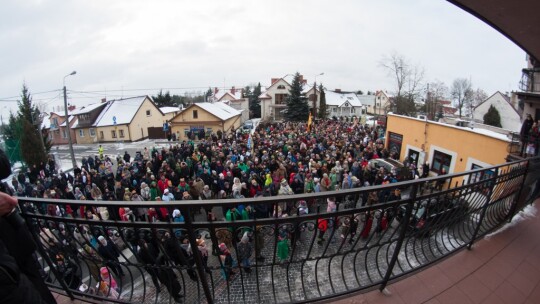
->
[368,158,411,181]
[396,194,469,236]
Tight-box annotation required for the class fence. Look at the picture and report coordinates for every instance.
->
[18,157,540,303]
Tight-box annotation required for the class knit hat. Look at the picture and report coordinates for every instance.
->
[164,188,169,194]
[219,243,227,251]
[172,209,181,218]
[98,235,106,242]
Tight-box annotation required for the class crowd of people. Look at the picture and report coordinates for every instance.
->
[3,118,427,302]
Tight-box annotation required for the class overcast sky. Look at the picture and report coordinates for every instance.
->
[0,0,526,122]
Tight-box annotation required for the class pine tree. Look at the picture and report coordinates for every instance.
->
[250,83,262,118]
[285,73,309,121]
[317,84,328,119]
[17,84,47,167]
[483,105,502,128]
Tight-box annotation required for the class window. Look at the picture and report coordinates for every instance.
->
[119,130,125,138]
[146,110,151,116]
[52,118,59,128]
[111,130,117,138]
[469,164,495,184]
[333,108,337,112]
[432,150,452,174]
[100,131,104,139]
[408,150,420,167]
[277,85,286,89]
[62,130,67,138]
[388,132,403,157]
[351,108,355,114]
[193,110,198,119]
[89,128,96,137]
[79,129,85,137]
[275,94,288,105]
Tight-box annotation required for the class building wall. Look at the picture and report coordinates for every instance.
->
[473,92,521,132]
[127,99,167,141]
[169,105,242,141]
[385,114,510,181]
[74,127,100,144]
[263,79,291,120]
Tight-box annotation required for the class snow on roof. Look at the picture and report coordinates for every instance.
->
[160,106,182,114]
[59,116,76,127]
[94,96,147,127]
[71,102,107,115]
[194,102,241,120]
[258,92,271,99]
[357,95,375,107]
[215,90,243,101]
[325,90,363,107]
[41,114,51,129]
[390,113,511,142]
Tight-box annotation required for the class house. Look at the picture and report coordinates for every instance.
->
[357,94,376,115]
[439,100,458,117]
[385,114,512,184]
[70,101,108,144]
[373,91,393,115]
[47,110,78,145]
[72,96,165,143]
[473,91,521,132]
[325,90,365,118]
[168,102,242,141]
[259,75,309,121]
[213,87,249,122]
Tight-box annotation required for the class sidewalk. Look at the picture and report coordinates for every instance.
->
[52,199,540,304]
[335,199,540,304]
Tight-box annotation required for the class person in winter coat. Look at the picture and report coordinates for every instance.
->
[137,239,162,293]
[140,182,150,201]
[97,235,125,277]
[219,243,235,280]
[236,232,253,273]
[276,231,289,263]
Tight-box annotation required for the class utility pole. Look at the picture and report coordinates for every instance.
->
[63,71,77,170]
[313,73,324,117]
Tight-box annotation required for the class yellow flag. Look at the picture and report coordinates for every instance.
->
[307,112,313,132]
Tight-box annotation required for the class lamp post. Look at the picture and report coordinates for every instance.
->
[63,71,77,170]
[313,72,324,117]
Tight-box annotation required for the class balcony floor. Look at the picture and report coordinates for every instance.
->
[333,198,540,304]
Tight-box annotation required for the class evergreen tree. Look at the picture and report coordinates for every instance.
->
[17,84,47,167]
[483,105,502,128]
[249,83,262,118]
[285,72,309,121]
[317,84,328,119]
[153,90,174,107]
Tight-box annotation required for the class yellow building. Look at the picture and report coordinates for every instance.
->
[169,102,242,141]
[385,114,511,179]
[73,96,166,143]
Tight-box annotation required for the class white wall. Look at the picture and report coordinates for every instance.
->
[474,92,521,132]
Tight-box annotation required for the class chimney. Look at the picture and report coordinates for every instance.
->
[68,105,76,112]
[214,87,219,95]
[271,78,280,85]
[101,98,107,103]
[231,86,236,95]
[335,89,342,93]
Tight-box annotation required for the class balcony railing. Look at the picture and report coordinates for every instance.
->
[17,157,540,303]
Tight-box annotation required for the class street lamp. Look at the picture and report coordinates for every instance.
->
[63,71,77,170]
[313,72,324,117]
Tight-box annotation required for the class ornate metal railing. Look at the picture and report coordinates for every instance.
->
[18,157,540,304]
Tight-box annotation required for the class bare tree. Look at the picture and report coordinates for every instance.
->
[451,78,473,118]
[426,80,448,120]
[469,88,488,118]
[381,52,424,116]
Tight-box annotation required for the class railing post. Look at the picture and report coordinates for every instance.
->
[183,206,214,304]
[379,183,417,292]
[506,161,529,222]
[467,167,499,250]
